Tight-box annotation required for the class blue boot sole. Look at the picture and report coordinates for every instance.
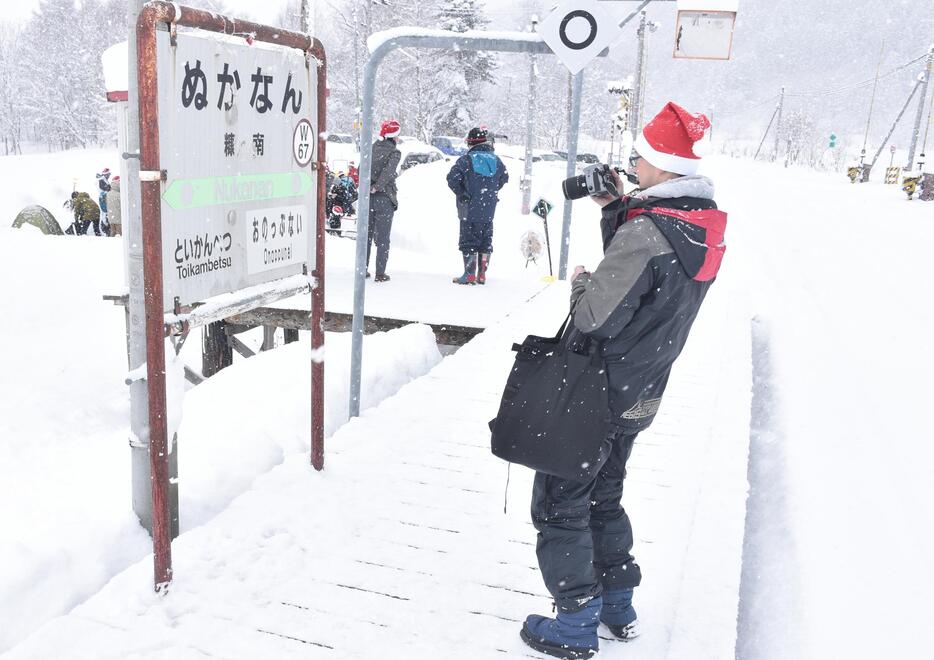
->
[519,624,597,659]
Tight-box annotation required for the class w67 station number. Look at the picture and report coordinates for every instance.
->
[293,118,314,167]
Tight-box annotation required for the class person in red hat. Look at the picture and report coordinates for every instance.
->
[365,119,402,282]
[520,102,728,659]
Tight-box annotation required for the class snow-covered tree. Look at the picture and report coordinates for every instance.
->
[435,0,497,135]
[0,25,27,155]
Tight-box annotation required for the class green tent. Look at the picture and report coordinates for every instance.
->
[12,205,64,235]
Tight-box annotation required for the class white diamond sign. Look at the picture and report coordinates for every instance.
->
[539,0,622,75]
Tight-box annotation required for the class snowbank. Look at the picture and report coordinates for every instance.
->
[0,220,441,652]
[178,325,441,529]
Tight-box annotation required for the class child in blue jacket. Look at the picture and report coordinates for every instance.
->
[446,127,509,285]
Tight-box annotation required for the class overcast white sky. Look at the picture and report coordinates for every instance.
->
[7,0,291,25]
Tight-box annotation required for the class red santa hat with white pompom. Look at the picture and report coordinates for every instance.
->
[634,102,710,176]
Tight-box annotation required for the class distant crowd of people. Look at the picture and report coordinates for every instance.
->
[66,167,121,237]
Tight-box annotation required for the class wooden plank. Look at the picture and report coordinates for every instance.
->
[229,335,256,359]
[226,307,482,347]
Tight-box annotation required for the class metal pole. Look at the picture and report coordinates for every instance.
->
[558,71,583,281]
[543,215,554,277]
[907,47,934,170]
[349,51,381,418]
[310,41,328,473]
[630,12,646,139]
[754,104,779,160]
[920,88,934,166]
[353,3,361,140]
[136,0,175,591]
[773,85,784,162]
[608,118,615,165]
[521,20,537,215]
[868,78,922,172]
[127,0,150,535]
[348,30,560,418]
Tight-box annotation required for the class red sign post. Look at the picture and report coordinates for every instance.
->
[136,1,327,590]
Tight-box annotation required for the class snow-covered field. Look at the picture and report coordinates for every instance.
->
[2,145,933,659]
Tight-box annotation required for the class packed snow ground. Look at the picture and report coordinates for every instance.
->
[2,146,933,658]
[2,273,752,660]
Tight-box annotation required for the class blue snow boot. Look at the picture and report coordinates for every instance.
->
[600,588,640,640]
[520,596,601,659]
[452,251,478,285]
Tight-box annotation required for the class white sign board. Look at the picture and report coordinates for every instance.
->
[673,10,737,60]
[539,0,622,75]
[156,32,317,311]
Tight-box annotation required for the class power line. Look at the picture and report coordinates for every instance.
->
[784,52,928,99]
[710,52,928,124]
[714,94,780,119]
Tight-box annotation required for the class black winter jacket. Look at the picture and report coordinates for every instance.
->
[370,138,401,209]
[569,175,727,432]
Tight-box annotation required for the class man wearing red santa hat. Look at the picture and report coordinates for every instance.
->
[521,102,729,659]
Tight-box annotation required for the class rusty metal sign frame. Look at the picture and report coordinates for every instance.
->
[136,1,327,590]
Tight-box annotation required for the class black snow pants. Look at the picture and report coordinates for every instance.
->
[367,193,395,277]
[77,217,101,236]
[456,199,494,254]
[531,428,642,613]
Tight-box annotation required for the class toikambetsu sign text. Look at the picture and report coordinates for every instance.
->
[156,32,317,311]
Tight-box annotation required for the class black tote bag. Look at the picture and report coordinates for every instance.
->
[489,313,610,481]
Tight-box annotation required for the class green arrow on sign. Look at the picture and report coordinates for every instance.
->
[162,172,315,211]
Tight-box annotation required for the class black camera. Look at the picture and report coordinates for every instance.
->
[562,164,623,201]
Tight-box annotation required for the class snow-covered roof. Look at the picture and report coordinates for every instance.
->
[102,41,128,102]
[367,27,543,55]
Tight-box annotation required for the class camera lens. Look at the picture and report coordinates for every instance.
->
[562,174,589,200]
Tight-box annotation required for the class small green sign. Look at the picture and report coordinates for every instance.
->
[162,172,315,211]
[533,198,554,220]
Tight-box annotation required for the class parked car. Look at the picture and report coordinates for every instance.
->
[536,150,565,163]
[552,150,600,164]
[431,135,468,157]
[326,133,355,145]
[398,140,447,173]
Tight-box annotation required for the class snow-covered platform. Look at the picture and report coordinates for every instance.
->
[6,281,751,659]
[321,265,555,328]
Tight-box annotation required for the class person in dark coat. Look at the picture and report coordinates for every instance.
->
[97,168,112,233]
[520,102,727,659]
[446,127,508,285]
[69,191,102,236]
[367,120,402,282]
[106,176,122,236]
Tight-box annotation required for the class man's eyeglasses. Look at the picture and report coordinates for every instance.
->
[628,151,642,170]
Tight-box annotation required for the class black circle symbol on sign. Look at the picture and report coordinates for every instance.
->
[559,10,598,51]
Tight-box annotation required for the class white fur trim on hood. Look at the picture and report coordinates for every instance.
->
[635,174,715,200]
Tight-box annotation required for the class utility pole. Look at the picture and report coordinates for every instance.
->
[566,71,573,150]
[300,0,315,34]
[773,85,784,162]
[353,2,360,137]
[521,16,538,215]
[868,77,923,171]
[861,40,886,169]
[629,11,647,139]
[907,46,934,170]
